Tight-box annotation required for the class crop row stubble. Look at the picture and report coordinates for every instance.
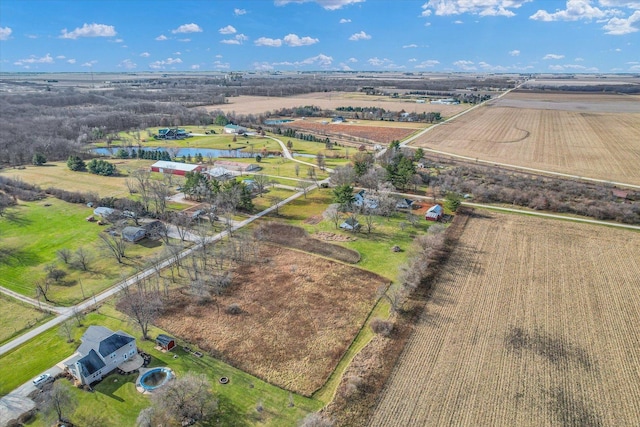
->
[369,212,640,426]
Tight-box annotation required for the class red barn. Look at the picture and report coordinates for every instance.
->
[151,160,202,176]
[156,334,176,351]
[425,204,443,221]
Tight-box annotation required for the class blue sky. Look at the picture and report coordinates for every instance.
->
[0,0,639,73]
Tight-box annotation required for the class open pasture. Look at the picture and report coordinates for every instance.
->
[156,243,387,396]
[410,92,640,185]
[370,212,640,426]
[0,160,153,198]
[0,199,170,305]
[205,92,469,117]
[0,294,52,344]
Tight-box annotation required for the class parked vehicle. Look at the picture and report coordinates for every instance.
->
[32,373,52,388]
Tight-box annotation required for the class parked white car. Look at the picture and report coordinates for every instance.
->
[32,373,52,388]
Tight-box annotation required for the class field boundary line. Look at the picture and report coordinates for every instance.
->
[461,202,640,230]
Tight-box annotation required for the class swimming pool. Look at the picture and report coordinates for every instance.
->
[137,367,173,391]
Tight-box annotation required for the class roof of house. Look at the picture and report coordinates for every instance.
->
[122,226,146,242]
[151,161,201,172]
[78,326,135,358]
[214,160,259,171]
[427,204,443,213]
[78,349,106,376]
[207,166,232,178]
[93,207,115,216]
[341,217,360,228]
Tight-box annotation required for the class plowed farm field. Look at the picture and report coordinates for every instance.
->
[370,212,640,427]
[204,92,469,117]
[409,92,640,186]
[285,121,419,144]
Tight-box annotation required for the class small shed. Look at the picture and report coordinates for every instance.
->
[340,217,361,231]
[425,204,443,221]
[122,226,146,242]
[93,207,115,217]
[156,334,176,351]
[396,198,414,209]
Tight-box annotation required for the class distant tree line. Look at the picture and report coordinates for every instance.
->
[433,163,640,224]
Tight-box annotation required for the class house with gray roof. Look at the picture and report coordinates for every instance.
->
[64,326,137,385]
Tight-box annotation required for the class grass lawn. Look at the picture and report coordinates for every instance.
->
[0,295,53,345]
[251,187,297,212]
[0,161,152,198]
[10,303,322,426]
[0,199,171,305]
[271,189,431,281]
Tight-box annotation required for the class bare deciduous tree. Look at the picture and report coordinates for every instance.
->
[99,233,127,263]
[117,278,163,340]
[43,381,76,424]
[74,247,92,271]
[141,374,218,426]
[56,248,72,265]
[59,319,74,343]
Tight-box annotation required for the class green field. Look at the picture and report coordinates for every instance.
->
[3,304,321,426]
[0,199,171,305]
[0,294,53,344]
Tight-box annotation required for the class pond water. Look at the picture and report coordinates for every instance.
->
[93,147,258,159]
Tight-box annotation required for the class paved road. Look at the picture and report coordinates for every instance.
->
[0,287,63,315]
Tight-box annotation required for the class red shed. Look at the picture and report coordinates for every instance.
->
[156,334,176,351]
[425,204,443,221]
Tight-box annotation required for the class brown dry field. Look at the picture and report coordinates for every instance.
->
[156,244,387,396]
[370,212,640,426]
[286,121,418,144]
[204,92,469,117]
[410,92,640,185]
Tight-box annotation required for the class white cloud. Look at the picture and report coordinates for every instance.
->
[234,8,247,15]
[215,54,223,58]
[408,58,417,62]
[155,34,168,41]
[403,43,418,48]
[603,10,640,34]
[549,63,599,72]
[340,63,353,70]
[173,51,182,55]
[13,53,54,66]
[191,64,201,69]
[275,0,365,11]
[82,60,98,67]
[340,18,352,23]
[454,60,476,70]
[422,0,530,17]
[367,57,399,68]
[178,38,191,42]
[56,55,66,59]
[253,62,274,71]
[630,64,640,71]
[219,25,237,35]
[172,23,202,34]
[575,57,584,61]
[140,52,150,57]
[27,34,38,39]
[454,19,464,23]
[415,59,440,68]
[349,30,371,41]
[149,57,183,69]
[60,23,116,39]
[67,59,76,64]
[255,37,283,47]
[221,34,248,44]
[543,53,565,59]
[213,60,230,69]
[0,27,12,40]
[298,53,333,66]
[348,57,358,62]
[509,49,520,56]
[119,59,137,69]
[283,33,319,46]
[113,38,124,43]
[530,0,621,21]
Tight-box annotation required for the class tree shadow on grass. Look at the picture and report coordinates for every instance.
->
[1,210,33,226]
